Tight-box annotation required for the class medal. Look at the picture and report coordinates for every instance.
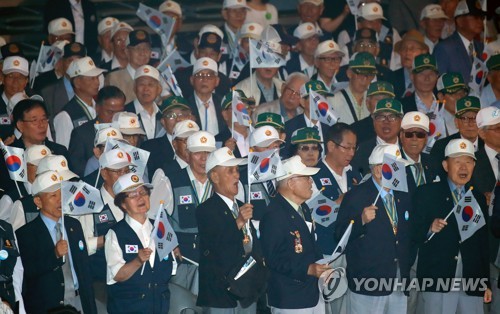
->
[293,231,303,254]
[392,223,397,235]
[243,235,250,244]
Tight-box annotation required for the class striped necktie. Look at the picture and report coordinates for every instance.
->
[414,162,425,187]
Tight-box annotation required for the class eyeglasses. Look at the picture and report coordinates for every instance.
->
[404,131,426,139]
[193,73,218,80]
[126,188,149,199]
[457,116,476,123]
[22,117,49,125]
[358,43,377,49]
[107,168,130,175]
[298,145,319,152]
[285,86,301,98]
[374,114,399,122]
[163,112,190,120]
[334,142,358,152]
[318,56,342,63]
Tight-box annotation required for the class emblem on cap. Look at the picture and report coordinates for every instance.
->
[106,20,112,26]
[266,116,273,122]
[227,149,233,156]
[316,83,322,90]
[130,118,136,125]
[307,25,313,31]
[414,115,421,122]
[200,136,207,143]
[363,59,371,65]
[89,60,94,66]
[207,34,217,44]
[41,149,47,156]
[117,152,124,158]
[136,31,146,40]
[423,57,430,64]
[460,142,467,149]
[62,21,68,27]
[131,175,140,182]
[385,101,392,108]
[51,174,58,181]
[373,6,379,12]
[167,2,172,6]
[60,160,66,168]
[249,25,255,31]
[187,122,194,128]
[378,85,385,91]
[464,100,471,107]
[395,149,401,157]
[143,67,150,73]
[265,130,272,136]
[111,130,117,136]
[13,59,20,67]
[202,60,209,66]
[70,43,81,52]
[452,77,459,84]
[9,45,19,53]
[328,42,334,48]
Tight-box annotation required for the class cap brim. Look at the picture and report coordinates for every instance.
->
[253,138,284,148]
[413,65,438,73]
[447,152,476,160]
[351,67,377,75]
[59,169,79,181]
[120,128,146,135]
[277,166,320,181]
[188,146,216,153]
[3,69,29,76]
[402,123,429,133]
[81,68,106,77]
[368,91,395,98]
[455,107,480,116]
[37,183,62,195]
[173,130,197,140]
[103,161,136,170]
[361,15,387,21]
[255,121,284,131]
[53,31,75,36]
[121,182,154,193]
[208,157,248,172]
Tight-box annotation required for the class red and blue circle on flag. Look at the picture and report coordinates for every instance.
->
[260,158,270,173]
[381,164,392,180]
[316,205,332,216]
[149,15,162,28]
[475,71,484,84]
[318,102,329,116]
[236,102,248,114]
[462,205,474,222]
[5,155,22,172]
[157,222,166,239]
[74,192,86,207]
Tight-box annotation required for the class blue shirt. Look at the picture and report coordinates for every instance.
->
[447,178,466,204]
[63,77,75,101]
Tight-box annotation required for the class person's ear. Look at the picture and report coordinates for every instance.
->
[33,195,43,209]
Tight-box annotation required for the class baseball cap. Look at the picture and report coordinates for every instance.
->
[111,112,146,136]
[354,28,377,43]
[401,111,430,132]
[25,145,52,166]
[314,40,344,58]
[110,22,133,39]
[412,53,438,73]
[277,155,319,181]
[198,32,222,52]
[367,81,395,97]
[113,173,153,195]
[358,2,386,21]
[420,4,448,20]
[48,18,74,36]
[63,42,87,58]
[293,22,319,40]
[223,0,249,9]
[159,1,182,16]
[2,56,29,76]
[255,112,285,131]
[198,25,224,40]
[454,0,487,17]
[172,120,200,140]
[127,30,151,47]
[476,106,500,129]
[221,89,249,110]
[487,54,500,71]
[187,131,216,153]
[36,155,79,180]
[291,127,322,144]
[32,171,62,195]
[66,56,106,78]
[99,148,136,170]
[134,65,160,82]
[159,96,191,114]
[394,29,428,53]
[373,98,404,116]
[206,147,248,173]
[445,139,476,159]
[239,23,263,40]
[437,72,468,94]
[455,96,480,117]
[193,57,218,75]
[299,0,323,5]
[250,125,284,147]
[300,80,334,97]
[348,52,377,75]
[94,126,124,146]
[0,43,25,59]
[98,17,119,35]
[369,144,410,165]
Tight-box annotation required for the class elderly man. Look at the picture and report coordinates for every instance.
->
[96,17,119,66]
[161,119,200,176]
[197,147,263,312]
[159,1,184,56]
[234,65,284,107]
[420,4,449,53]
[221,0,249,58]
[166,130,216,295]
[260,155,329,312]
[16,171,97,314]
[311,39,344,93]
[289,0,325,35]
[436,72,469,135]
[413,139,491,313]
[101,22,133,71]
[481,55,500,107]
[286,23,320,79]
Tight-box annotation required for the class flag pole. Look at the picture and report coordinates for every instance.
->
[14,181,22,198]
[372,187,382,206]
[94,167,101,188]
[141,201,164,276]
[60,177,66,263]
[31,41,45,89]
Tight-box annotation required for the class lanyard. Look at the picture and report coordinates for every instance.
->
[74,97,93,121]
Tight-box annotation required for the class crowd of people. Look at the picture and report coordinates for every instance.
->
[0,0,499,313]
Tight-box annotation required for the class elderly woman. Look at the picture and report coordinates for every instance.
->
[105,173,172,313]
[290,127,322,167]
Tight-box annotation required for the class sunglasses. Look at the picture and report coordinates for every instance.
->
[298,145,319,152]
[404,131,427,139]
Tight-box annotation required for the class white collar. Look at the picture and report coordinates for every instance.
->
[217,192,236,210]
[126,64,137,80]
[403,149,421,163]
[484,144,499,162]
[322,156,352,176]
[458,32,472,52]
[194,93,214,108]
[125,214,152,232]
[133,98,159,117]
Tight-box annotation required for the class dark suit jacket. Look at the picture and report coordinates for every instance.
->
[68,118,97,177]
[351,115,375,144]
[336,179,414,296]
[40,77,70,121]
[471,146,497,195]
[260,194,323,309]
[283,114,330,159]
[215,127,243,158]
[393,67,406,99]
[140,135,174,180]
[174,66,232,100]
[33,70,58,94]
[400,93,418,113]
[412,181,489,295]
[16,215,97,314]
[187,93,226,137]
[401,151,439,195]
[433,31,484,84]
[350,136,377,176]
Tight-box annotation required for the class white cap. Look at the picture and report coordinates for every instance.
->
[110,22,133,39]
[187,131,216,153]
[206,147,248,173]
[32,171,62,195]
[314,40,344,58]
[223,0,248,9]
[198,24,224,40]
[2,56,29,76]
[420,4,448,20]
[36,155,79,180]
[401,111,430,132]
[25,145,52,166]
[94,127,123,146]
[99,148,136,170]
[359,3,386,21]
[299,0,324,5]
[0,36,6,47]
[445,139,476,159]
[113,173,152,195]
[239,23,263,40]
[159,1,182,16]
[66,56,106,78]
[48,18,74,36]
[134,65,160,82]
[111,112,146,136]
[369,144,410,165]
[98,17,119,35]
[250,125,284,148]
[173,120,200,140]
[277,155,319,181]
[293,22,318,40]
[193,57,218,74]
[476,106,500,129]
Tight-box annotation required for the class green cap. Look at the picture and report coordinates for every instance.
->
[367,81,395,97]
[373,98,404,116]
[455,96,481,117]
[291,127,321,144]
[412,53,437,73]
[159,96,190,114]
[300,80,333,97]
[348,52,377,75]
[437,72,468,94]
[487,54,500,71]
[221,89,249,110]
[255,112,285,131]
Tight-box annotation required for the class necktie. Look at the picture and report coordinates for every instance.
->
[468,42,474,63]
[231,202,239,219]
[384,194,398,235]
[297,205,306,221]
[403,82,414,98]
[232,202,252,253]
[496,153,500,181]
[266,180,277,197]
[56,223,77,303]
[413,162,425,187]
[452,188,462,205]
[203,101,209,131]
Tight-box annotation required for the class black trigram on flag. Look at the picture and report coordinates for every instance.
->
[251,155,259,164]
[19,169,25,178]
[82,186,90,194]
[133,151,140,160]
[174,59,182,65]
[271,165,277,175]
[145,9,151,14]
[473,214,481,223]
[256,57,262,64]
[318,199,326,205]
[253,172,260,181]
[256,42,262,50]
[464,196,472,203]
[313,96,320,102]
[88,201,95,210]
[0,148,7,157]
[112,144,119,149]
[158,242,164,250]
[391,162,399,172]
[166,232,173,241]
[462,225,469,231]
[68,204,74,212]
[334,207,340,213]
[274,58,280,64]
[327,116,332,122]
[70,185,77,194]
[456,205,462,214]
[392,179,400,187]
[162,17,169,24]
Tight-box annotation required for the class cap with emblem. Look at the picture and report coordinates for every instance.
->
[373,98,404,116]
[255,113,285,131]
[476,106,500,129]
[277,155,319,181]
[394,29,428,53]
[134,65,160,81]
[354,28,377,43]
[455,96,480,117]
[63,42,87,59]
[487,54,500,71]
[250,125,284,147]
[32,171,62,195]
[291,127,322,144]
[206,147,248,173]
[314,40,344,58]
[25,145,52,166]
[367,81,395,98]
[239,23,263,40]
[359,2,386,21]
[36,155,78,180]
[193,57,218,75]
[98,17,119,35]
[187,131,216,153]
[159,1,182,16]
[198,32,222,52]
[67,56,106,78]
[2,56,29,76]
[412,53,437,73]
[48,18,74,36]
[94,127,124,147]
[300,80,334,97]
[221,89,249,110]
[199,25,224,40]
[127,30,151,47]
[99,148,136,170]
[420,4,448,20]
[173,120,200,140]
[0,43,25,59]
[111,112,146,136]
[159,96,191,114]
[369,144,410,165]
[454,0,487,17]
[293,22,319,40]
[268,24,299,46]
[401,111,430,132]
[348,52,377,75]
[437,72,468,94]
[113,173,153,195]
[223,0,249,9]
[110,22,134,39]
[445,139,476,159]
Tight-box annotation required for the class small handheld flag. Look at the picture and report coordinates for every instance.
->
[232,90,251,127]
[151,205,178,260]
[104,138,149,179]
[160,64,183,97]
[247,149,285,184]
[309,89,338,126]
[249,39,286,69]
[136,3,176,49]
[453,189,485,242]
[307,189,340,227]
[61,181,104,215]
[381,153,408,193]
[0,141,27,183]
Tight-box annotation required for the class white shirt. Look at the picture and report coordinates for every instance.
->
[299,54,316,79]
[404,151,426,184]
[376,136,399,146]
[424,36,437,54]
[105,215,155,285]
[322,157,351,194]
[126,64,136,81]
[78,186,124,255]
[101,50,113,63]
[133,99,159,140]
[54,95,96,148]
[187,166,212,203]
[233,129,249,157]
[330,86,369,125]
[485,144,499,180]
[110,57,122,71]
[70,0,85,45]
[458,32,473,58]
[175,155,188,169]
[195,93,219,135]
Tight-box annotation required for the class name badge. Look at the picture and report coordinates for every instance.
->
[320,178,332,185]
[250,191,263,200]
[180,195,193,204]
[0,116,11,125]
[229,71,240,79]
[220,46,228,54]
[125,245,138,254]
[99,213,109,223]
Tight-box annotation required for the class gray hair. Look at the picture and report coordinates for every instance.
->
[284,72,309,86]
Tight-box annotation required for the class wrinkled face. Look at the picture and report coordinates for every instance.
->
[328,130,357,168]
[161,108,193,135]
[101,166,130,189]
[190,70,220,94]
[98,30,113,53]
[3,72,28,98]
[296,143,320,167]
[400,127,427,158]
[17,106,49,144]
[134,76,161,104]
[297,35,320,58]
[298,3,324,22]
[122,134,141,147]
[223,7,247,30]
[172,137,190,162]
[443,155,475,186]
[211,165,240,198]
[315,52,343,78]
[74,75,100,97]
[457,15,484,37]
[127,43,151,68]
[373,112,402,142]
[455,111,479,141]
[288,175,314,201]
[35,189,62,221]
[478,123,500,150]
[399,41,426,69]
[354,40,378,56]
[189,151,209,175]
[412,69,438,93]
[120,187,151,217]
[281,77,307,111]
[421,18,446,39]
[367,94,391,113]
[347,70,375,93]
[112,30,130,60]
[96,97,125,123]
